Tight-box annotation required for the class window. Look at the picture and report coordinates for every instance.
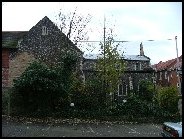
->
[152,77,156,84]
[125,85,128,95]
[17,39,23,47]
[177,83,180,88]
[130,84,133,90]
[135,63,139,70]
[118,84,123,96]
[159,72,162,80]
[122,84,127,96]
[165,71,167,79]
[129,77,133,90]
[140,63,142,70]
[42,26,48,35]
[168,76,169,82]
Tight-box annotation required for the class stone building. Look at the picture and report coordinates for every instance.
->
[83,43,154,102]
[2,16,84,89]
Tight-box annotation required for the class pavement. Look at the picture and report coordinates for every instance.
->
[2,116,163,137]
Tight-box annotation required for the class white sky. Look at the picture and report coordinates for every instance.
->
[2,2,182,65]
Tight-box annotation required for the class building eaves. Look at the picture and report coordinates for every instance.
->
[83,53,150,61]
[2,31,28,49]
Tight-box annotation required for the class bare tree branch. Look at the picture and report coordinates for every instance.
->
[56,8,92,46]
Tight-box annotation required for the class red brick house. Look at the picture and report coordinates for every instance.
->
[152,55,182,90]
[2,31,27,88]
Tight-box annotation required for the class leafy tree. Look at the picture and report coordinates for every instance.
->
[96,36,125,108]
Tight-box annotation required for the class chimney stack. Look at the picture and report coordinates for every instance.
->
[140,42,144,56]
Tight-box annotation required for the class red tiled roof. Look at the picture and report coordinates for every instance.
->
[152,55,182,71]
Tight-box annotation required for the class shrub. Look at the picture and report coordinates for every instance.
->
[138,80,154,102]
[156,86,179,114]
[12,61,67,116]
[2,89,11,115]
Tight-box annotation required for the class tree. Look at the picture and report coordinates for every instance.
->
[96,36,125,108]
[55,7,92,84]
[55,7,92,45]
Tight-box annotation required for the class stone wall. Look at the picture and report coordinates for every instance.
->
[18,16,82,68]
[5,16,84,88]
[124,60,150,71]
[82,58,154,102]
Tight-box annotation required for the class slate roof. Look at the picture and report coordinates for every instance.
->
[122,55,150,61]
[2,31,28,48]
[83,53,103,59]
[83,53,150,61]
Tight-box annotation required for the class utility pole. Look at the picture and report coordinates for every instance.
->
[175,36,181,95]
[103,15,106,79]
[103,15,106,107]
[175,36,182,120]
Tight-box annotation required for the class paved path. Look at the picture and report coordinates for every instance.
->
[2,116,162,137]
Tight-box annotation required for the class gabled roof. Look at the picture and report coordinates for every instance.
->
[2,31,28,48]
[122,55,150,61]
[2,16,82,53]
[152,55,182,71]
[83,53,150,61]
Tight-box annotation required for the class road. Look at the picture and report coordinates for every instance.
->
[2,117,162,137]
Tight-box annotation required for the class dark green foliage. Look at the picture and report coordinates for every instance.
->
[138,80,154,102]
[12,61,63,116]
[10,55,180,123]
[71,72,104,111]
[12,53,78,117]
[112,94,180,122]
[2,89,10,115]
[156,86,179,114]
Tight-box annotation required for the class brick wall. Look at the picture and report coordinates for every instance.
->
[2,49,9,68]
[8,51,36,87]
[2,49,9,87]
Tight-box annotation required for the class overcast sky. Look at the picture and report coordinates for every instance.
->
[2,2,182,65]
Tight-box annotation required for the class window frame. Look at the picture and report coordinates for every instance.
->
[118,84,123,96]
[122,84,128,96]
[159,72,162,80]
[165,71,167,79]
[139,63,142,70]
[42,26,48,35]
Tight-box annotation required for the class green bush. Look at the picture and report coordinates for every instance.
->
[156,86,179,114]
[12,61,68,116]
[11,51,79,118]
[138,80,154,102]
[71,72,104,111]
[2,89,10,115]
